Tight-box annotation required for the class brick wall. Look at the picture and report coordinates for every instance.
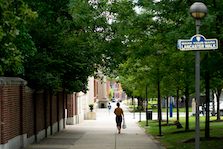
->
[0,77,69,146]
[35,92,45,134]
[25,90,34,138]
[67,93,77,118]
[1,85,21,144]
[45,91,50,132]
[52,94,57,126]
[67,94,72,118]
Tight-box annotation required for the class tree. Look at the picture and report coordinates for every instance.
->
[109,87,114,99]
[0,0,37,76]
[111,0,197,131]
[21,0,128,93]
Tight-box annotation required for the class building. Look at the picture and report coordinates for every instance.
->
[110,81,127,100]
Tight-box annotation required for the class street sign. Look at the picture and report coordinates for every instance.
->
[178,34,218,51]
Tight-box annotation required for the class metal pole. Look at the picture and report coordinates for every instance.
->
[133,96,135,119]
[177,89,179,121]
[139,95,141,122]
[0,84,1,144]
[195,25,200,149]
[158,68,163,136]
[146,85,148,126]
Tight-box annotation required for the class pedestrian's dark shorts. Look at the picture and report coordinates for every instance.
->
[116,115,122,128]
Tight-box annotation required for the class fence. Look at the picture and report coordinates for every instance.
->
[0,77,77,149]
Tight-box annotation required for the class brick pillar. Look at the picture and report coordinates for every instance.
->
[67,94,74,118]
[0,77,27,145]
[20,83,27,135]
[74,93,77,115]
[66,93,78,125]
[20,82,27,147]
[0,85,9,144]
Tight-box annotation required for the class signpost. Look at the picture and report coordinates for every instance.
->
[170,96,173,117]
[178,33,218,149]
[178,34,218,149]
[178,34,218,51]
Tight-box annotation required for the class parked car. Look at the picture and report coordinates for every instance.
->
[117,98,122,102]
[199,101,223,115]
[111,98,115,102]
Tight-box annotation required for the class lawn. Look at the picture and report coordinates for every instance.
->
[139,116,223,149]
[128,106,192,113]
[151,107,192,113]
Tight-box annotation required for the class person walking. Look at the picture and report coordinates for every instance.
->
[108,103,111,115]
[114,102,124,133]
[202,103,206,116]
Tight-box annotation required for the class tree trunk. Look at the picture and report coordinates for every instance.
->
[185,87,189,131]
[211,91,215,116]
[217,88,221,121]
[166,96,169,125]
[205,72,210,138]
[177,89,179,121]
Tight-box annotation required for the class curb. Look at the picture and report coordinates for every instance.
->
[137,122,166,149]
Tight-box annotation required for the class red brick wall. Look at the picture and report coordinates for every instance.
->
[52,94,57,125]
[107,81,110,99]
[21,86,26,135]
[74,93,77,115]
[1,85,22,144]
[25,91,34,138]
[0,77,69,144]
[67,93,77,118]
[45,92,50,129]
[36,92,45,133]
[58,91,63,120]
[67,94,73,118]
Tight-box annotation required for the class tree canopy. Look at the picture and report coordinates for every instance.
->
[2,0,223,107]
[0,0,129,93]
[109,0,223,133]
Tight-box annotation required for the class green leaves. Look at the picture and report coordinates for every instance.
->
[3,0,223,97]
[19,0,122,92]
[113,0,223,105]
[0,0,37,76]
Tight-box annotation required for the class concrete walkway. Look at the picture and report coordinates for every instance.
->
[23,103,166,149]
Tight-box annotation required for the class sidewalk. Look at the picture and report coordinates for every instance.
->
[23,102,166,149]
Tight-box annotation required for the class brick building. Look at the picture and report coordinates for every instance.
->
[110,81,127,100]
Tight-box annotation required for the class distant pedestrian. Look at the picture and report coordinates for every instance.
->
[108,103,111,115]
[114,102,124,133]
[202,103,206,116]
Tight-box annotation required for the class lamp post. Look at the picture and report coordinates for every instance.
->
[132,87,135,119]
[139,94,142,122]
[146,85,148,126]
[144,68,149,126]
[157,66,162,136]
[190,2,207,149]
[154,50,163,137]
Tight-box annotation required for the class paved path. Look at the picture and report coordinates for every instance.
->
[23,103,166,149]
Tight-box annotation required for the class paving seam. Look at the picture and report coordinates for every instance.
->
[67,125,93,149]
[136,122,166,149]
[114,132,117,149]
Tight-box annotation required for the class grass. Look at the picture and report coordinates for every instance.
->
[123,100,192,112]
[127,107,192,113]
[139,116,223,149]
[151,107,192,113]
